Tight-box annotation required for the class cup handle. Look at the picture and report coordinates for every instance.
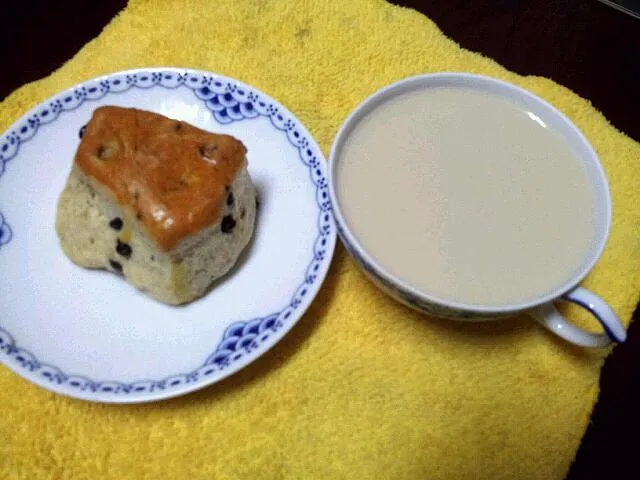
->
[529,287,627,348]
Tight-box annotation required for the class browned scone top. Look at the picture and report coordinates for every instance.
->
[75,106,247,251]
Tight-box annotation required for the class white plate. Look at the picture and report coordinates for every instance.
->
[0,68,336,403]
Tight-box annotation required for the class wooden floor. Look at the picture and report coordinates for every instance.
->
[400,0,640,141]
[1,1,639,478]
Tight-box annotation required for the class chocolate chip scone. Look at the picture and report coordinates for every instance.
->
[55,106,257,305]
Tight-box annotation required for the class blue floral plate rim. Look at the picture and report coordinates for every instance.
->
[0,67,336,403]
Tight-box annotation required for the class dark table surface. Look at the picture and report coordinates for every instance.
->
[2,1,639,478]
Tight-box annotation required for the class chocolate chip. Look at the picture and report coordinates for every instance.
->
[221,215,236,233]
[116,239,132,259]
[136,212,143,220]
[109,259,123,274]
[199,144,218,160]
[96,143,116,160]
[79,124,87,139]
[96,145,107,159]
[226,191,234,206]
[109,217,123,231]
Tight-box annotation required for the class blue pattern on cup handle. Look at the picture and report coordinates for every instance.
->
[530,287,626,347]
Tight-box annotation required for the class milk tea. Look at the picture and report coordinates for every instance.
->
[336,87,597,306]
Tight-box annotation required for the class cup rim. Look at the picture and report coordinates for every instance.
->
[328,72,612,315]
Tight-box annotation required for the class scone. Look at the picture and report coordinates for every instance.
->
[55,106,257,305]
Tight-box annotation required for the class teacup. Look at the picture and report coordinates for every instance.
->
[328,73,626,348]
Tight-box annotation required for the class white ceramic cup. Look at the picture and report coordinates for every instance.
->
[328,73,626,348]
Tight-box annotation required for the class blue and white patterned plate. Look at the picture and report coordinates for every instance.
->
[0,68,336,403]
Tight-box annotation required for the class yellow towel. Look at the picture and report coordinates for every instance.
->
[1,1,639,478]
